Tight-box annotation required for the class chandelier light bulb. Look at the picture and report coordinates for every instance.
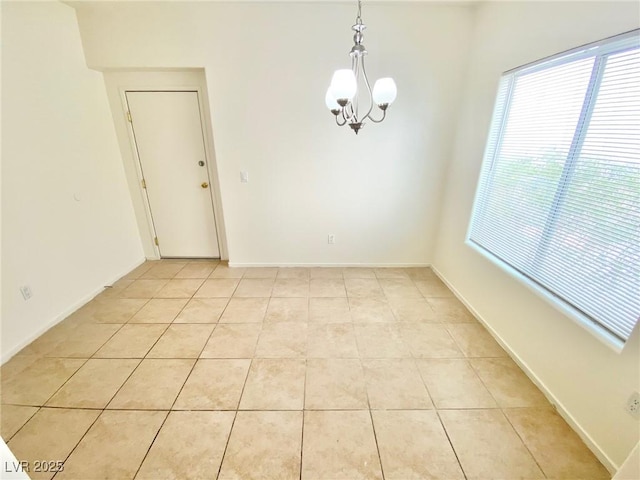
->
[330,69,357,104]
[372,78,398,107]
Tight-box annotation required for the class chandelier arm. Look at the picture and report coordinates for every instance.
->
[335,115,347,126]
[343,102,357,122]
[341,105,349,123]
[359,55,375,123]
[367,107,387,123]
[343,102,356,123]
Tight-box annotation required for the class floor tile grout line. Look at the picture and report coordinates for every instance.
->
[4,403,500,412]
[299,356,307,480]
[214,410,239,480]
[2,402,545,412]
[85,297,169,360]
[367,407,386,480]
[53,357,144,411]
[33,357,91,410]
[173,259,219,280]
[234,356,254,412]
[2,406,41,444]
[214,352,254,479]
[131,410,171,480]
[123,261,155,280]
[501,407,550,479]
[97,357,147,411]
[467,357,504,410]
[352,310,386,480]
[45,307,133,361]
[435,409,469,480]
[167,309,224,408]
[444,322,473,360]
[412,352,437,410]
[40,351,484,361]
[161,282,202,323]
[49,405,106,480]
[130,324,171,361]
[109,297,153,324]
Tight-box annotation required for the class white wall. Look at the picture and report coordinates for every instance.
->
[1,1,145,361]
[72,1,474,266]
[433,1,640,470]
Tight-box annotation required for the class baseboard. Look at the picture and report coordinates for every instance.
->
[1,257,146,365]
[228,262,431,268]
[431,265,618,475]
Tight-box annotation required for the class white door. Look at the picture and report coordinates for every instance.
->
[126,91,220,258]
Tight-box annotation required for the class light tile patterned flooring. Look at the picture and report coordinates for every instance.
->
[1,260,610,479]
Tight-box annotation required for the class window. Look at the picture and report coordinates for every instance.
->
[468,31,640,350]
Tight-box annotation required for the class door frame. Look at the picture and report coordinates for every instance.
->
[103,70,228,260]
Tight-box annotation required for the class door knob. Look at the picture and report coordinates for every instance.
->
[201,182,209,189]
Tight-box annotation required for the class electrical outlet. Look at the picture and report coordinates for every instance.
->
[625,391,640,419]
[20,285,32,301]
[240,171,249,183]
[328,234,336,245]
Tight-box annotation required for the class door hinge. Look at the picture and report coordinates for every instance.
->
[154,237,159,246]
[126,111,132,123]
[141,178,146,189]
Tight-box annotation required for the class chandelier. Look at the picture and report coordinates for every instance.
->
[325,0,397,134]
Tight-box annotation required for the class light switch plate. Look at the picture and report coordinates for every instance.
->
[20,285,32,301]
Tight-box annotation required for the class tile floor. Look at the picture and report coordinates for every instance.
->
[1,260,610,479]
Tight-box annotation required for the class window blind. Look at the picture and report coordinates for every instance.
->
[469,31,640,345]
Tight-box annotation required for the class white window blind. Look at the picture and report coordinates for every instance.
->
[468,31,640,347]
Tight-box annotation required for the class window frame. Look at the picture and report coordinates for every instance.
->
[466,29,640,353]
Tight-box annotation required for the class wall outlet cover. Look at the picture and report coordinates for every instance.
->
[625,391,640,419]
